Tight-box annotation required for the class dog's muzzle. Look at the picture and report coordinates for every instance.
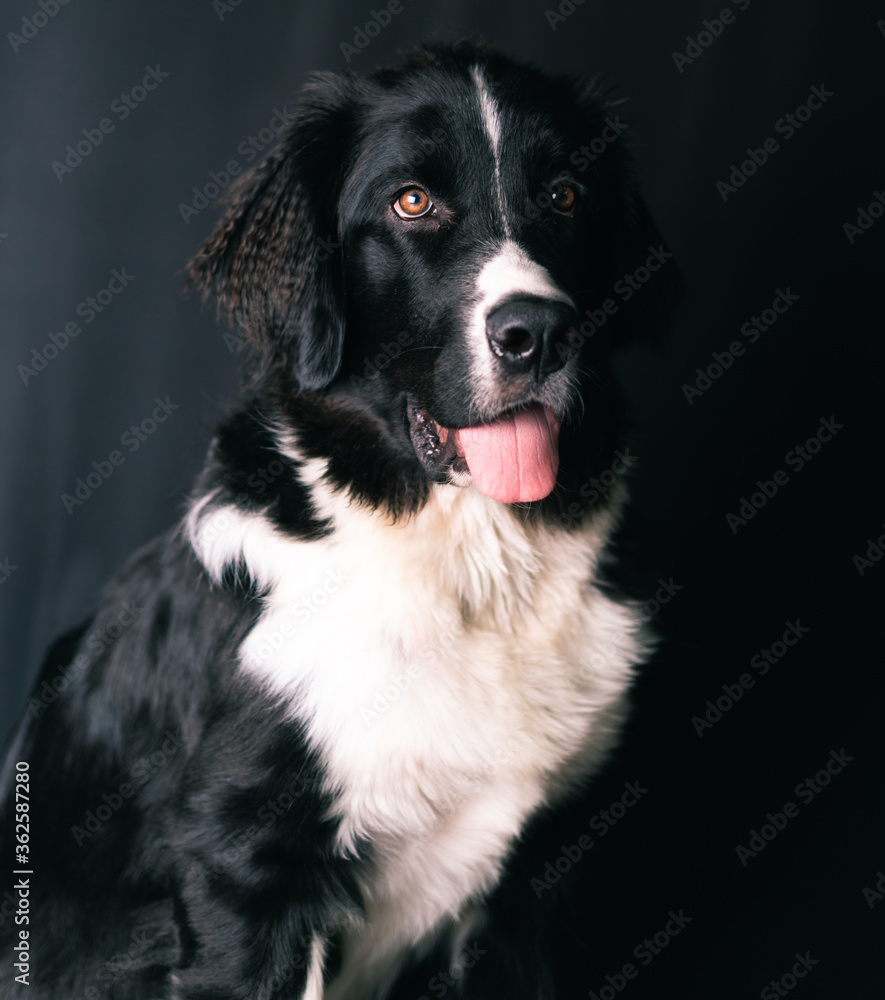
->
[406,296,579,504]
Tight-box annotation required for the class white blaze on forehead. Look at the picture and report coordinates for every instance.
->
[467,68,578,415]
[471,64,511,239]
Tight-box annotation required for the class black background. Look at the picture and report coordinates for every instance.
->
[1,1,883,997]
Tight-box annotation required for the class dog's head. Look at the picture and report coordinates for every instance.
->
[189,43,681,513]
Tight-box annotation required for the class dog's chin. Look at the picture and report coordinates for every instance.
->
[406,399,561,504]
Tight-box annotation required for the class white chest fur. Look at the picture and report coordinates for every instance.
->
[187,475,650,993]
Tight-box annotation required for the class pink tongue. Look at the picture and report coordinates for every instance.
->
[454,406,560,503]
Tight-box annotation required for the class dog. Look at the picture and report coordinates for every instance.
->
[0,41,680,1000]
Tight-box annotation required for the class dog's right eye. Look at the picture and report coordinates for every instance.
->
[393,187,433,219]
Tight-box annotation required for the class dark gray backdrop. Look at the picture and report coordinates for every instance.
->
[1,1,883,996]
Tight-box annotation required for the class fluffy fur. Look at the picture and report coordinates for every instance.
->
[0,42,680,999]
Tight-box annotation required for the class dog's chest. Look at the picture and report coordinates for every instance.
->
[197,486,646,979]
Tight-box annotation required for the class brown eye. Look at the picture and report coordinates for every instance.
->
[551,184,577,216]
[394,187,433,219]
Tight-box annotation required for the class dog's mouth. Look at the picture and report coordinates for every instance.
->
[407,401,561,503]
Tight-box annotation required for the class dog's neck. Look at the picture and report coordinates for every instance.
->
[187,454,623,634]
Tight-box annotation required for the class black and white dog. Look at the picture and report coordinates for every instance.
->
[0,42,680,1000]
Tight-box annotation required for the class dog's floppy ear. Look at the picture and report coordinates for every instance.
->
[187,75,354,390]
[605,178,684,346]
[573,82,684,347]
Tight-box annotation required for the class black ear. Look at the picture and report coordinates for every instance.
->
[573,81,684,348]
[606,178,684,346]
[187,74,354,390]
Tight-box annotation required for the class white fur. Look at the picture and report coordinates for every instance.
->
[303,937,326,1000]
[466,68,579,422]
[187,462,650,997]
[464,241,578,422]
[472,65,510,238]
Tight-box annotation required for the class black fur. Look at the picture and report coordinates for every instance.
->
[0,42,680,999]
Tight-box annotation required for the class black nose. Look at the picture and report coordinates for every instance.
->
[485,296,578,378]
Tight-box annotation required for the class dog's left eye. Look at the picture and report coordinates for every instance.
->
[550,184,578,216]
[393,187,434,219]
